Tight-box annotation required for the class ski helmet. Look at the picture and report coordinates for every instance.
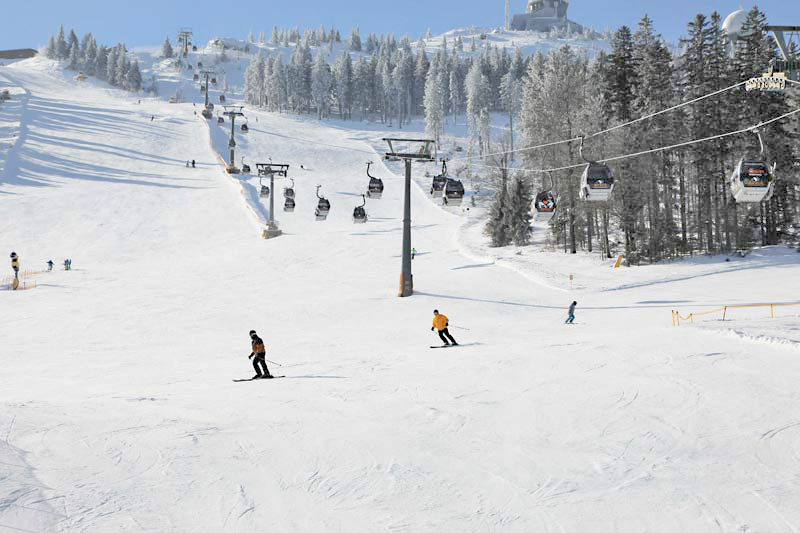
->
[249,330,256,336]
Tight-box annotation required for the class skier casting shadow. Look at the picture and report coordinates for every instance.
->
[431,310,458,346]
[248,330,273,379]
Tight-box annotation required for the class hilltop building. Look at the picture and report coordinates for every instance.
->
[510,0,584,33]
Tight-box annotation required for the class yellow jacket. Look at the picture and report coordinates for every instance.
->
[432,314,449,331]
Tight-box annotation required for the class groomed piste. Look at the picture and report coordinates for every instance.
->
[2,56,800,532]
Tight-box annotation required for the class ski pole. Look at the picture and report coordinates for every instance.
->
[266,359,283,367]
[450,325,471,331]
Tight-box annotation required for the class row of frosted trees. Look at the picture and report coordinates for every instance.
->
[508,8,799,262]
[43,26,142,92]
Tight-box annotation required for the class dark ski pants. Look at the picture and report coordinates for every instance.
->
[253,354,270,377]
[438,328,457,345]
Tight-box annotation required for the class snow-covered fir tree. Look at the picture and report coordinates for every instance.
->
[162,36,174,59]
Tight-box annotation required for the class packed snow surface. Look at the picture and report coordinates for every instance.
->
[2,58,800,532]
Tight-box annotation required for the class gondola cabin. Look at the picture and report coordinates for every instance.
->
[284,197,295,212]
[533,191,557,221]
[217,116,224,124]
[219,94,226,103]
[241,123,248,133]
[579,162,614,202]
[367,178,384,199]
[315,199,331,220]
[431,175,448,195]
[443,179,465,206]
[241,164,251,174]
[260,185,270,197]
[284,185,295,199]
[729,159,774,203]
[353,206,367,223]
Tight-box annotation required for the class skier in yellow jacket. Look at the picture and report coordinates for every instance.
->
[431,310,458,346]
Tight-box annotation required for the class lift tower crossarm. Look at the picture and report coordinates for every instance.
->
[255,162,290,239]
[765,25,800,63]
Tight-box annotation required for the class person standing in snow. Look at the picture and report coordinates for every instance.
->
[47,260,54,271]
[10,252,19,277]
[412,247,416,260]
[565,301,577,324]
[248,330,273,379]
[431,310,458,346]
[191,160,195,168]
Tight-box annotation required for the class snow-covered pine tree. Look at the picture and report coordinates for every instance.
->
[333,51,354,119]
[631,15,676,260]
[83,37,97,76]
[105,45,119,85]
[349,28,362,52]
[244,55,266,107]
[56,26,68,59]
[486,168,511,247]
[125,60,142,91]
[80,32,93,54]
[603,26,640,260]
[424,62,444,143]
[499,51,523,157]
[95,46,108,81]
[413,49,430,115]
[45,35,57,59]
[353,57,372,120]
[162,35,174,59]
[465,60,491,155]
[507,176,533,246]
[267,55,288,112]
[67,30,79,58]
[311,53,332,119]
[67,41,80,70]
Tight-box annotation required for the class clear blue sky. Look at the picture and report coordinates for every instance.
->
[3,1,799,50]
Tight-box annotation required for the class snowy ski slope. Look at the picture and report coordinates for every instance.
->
[2,57,800,532]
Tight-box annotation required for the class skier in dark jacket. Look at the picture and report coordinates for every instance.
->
[248,330,273,379]
[566,301,577,324]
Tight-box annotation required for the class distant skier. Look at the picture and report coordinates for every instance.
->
[431,310,458,346]
[191,160,196,168]
[150,115,154,121]
[565,301,577,324]
[186,161,190,167]
[248,330,273,379]
[411,247,416,260]
[10,252,19,277]
[64,259,71,271]
[47,260,53,271]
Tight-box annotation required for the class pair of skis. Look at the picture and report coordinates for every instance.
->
[233,376,285,382]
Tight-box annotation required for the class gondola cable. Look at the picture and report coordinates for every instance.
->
[468,107,800,175]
